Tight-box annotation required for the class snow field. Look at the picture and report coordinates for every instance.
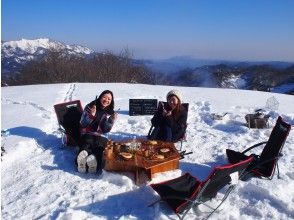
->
[1,83,294,219]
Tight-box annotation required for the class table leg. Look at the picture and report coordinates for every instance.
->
[134,168,139,185]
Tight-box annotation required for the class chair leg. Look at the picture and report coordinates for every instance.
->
[179,200,212,220]
[276,162,280,179]
[205,185,235,219]
[61,133,67,147]
[179,202,195,220]
[180,140,183,151]
[200,202,216,211]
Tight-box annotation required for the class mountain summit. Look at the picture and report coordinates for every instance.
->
[1,38,94,75]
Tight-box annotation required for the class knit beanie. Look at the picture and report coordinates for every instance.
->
[166,89,182,103]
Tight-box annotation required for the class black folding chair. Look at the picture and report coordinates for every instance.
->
[226,116,291,180]
[149,156,253,219]
[54,100,83,146]
[148,101,189,152]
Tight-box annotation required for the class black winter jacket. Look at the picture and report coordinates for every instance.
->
[151,102,188,142]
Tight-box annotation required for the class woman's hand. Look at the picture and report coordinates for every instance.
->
[163,109,172,117]
[166,111,172,117]
[85,105,96,116]
[89,105,96,116]
[111,112,118,121]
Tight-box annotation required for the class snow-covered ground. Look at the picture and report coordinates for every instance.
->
[1,83,294,220]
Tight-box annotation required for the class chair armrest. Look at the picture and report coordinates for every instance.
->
[242,141,267,154]
[179,151,193,160]
[147,126,154,137]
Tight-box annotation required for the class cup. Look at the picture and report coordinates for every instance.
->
[114,144,121,154]
[144,149,150,158]
[105,146,113,158]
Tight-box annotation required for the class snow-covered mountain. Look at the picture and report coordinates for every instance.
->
[1,38,94,75]
[1,83,294,219]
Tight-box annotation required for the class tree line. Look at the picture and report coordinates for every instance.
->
[2,47,293,95]
[6,47,155,86]
[154,64,294,94]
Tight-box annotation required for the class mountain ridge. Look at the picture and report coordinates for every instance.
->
[1,38,94,75]
[1,38,294,95]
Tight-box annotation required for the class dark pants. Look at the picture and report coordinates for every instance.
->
[149,125,172,142]
[78,134,108,171]
[164,126,172,141]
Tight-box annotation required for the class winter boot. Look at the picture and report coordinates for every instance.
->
[77,150,88,173]
[86,154,97,174]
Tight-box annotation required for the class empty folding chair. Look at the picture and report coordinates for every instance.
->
[54,100,83,146]
[226,116,291,180]
[149,156,253,219]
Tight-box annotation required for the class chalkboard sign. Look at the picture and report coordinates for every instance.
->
[129,99,158,116]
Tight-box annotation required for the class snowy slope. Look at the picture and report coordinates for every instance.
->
[1,83,294,220]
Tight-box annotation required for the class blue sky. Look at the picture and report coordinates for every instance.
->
[2,0,294,61]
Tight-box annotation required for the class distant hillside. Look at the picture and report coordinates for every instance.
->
[1,39,294,95]
[155,64,294,95]
[1,39,153,86]
[145,56,294,74]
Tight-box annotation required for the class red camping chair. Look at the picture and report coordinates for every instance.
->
[149,156,253,219]
[54,100,83,146]
[226,116,291,180]
[148,101,189,152]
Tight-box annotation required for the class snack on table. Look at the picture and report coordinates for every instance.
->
[144,149,150,157]
[150,154,165,160]
[159,148,170,153]
[105,146,113,158]
[148,140,158,145]
[119,152,133,160]
[114,144,121,154]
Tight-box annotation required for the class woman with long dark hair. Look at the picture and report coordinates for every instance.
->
[149,90,188,142]
[77,90,118,174]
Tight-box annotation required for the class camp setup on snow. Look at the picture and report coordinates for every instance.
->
[226,116,291,180]
[149,157,253,219]
[53,98,292,219]
[54,100,184,184]
[104,140,181,184]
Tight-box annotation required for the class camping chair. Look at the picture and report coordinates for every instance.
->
[54,100,83,146]
[148,101,189,152]
[226,116,291,180]
[149,157,253,219]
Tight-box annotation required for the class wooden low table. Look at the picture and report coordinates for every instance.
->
[104,140,180,183]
